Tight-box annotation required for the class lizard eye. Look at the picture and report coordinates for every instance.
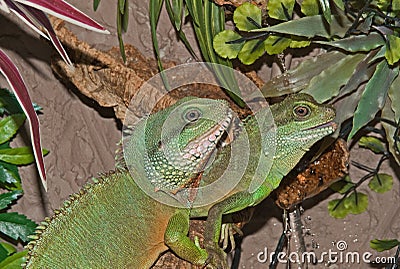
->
[293,105,310,119]
[184,109,202,122]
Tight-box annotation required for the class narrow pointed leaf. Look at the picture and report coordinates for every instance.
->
[319,0,331,23]
[93,0,100,11]
[253,15,351,38]
[0,250,28,269]
[116,4,126,62]
[122,0,129,32]
[14,0,109,33]
[304,54,366,102]
[0,191,22,211]
[314,33,385,52]
[262,51,346,97]
[349,61,399,139]
[0,212,37,241]
[370,239,400,252]
[0,242,17,257]
[358,136,385,154]
[0,50,47,190]
[0,147,36,165]
[118,0,125,14]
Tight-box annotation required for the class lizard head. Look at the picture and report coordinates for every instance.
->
[271,93,337,172]
[143,97,235,193]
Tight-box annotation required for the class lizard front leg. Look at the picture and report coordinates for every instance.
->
[164,211,209,266]
[203,191,254,269]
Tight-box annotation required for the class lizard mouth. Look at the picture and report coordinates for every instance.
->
[306,121,337,131]
[294,121,337,142]
[182,110,237,163]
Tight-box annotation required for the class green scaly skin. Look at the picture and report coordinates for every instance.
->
[23,94,336,269]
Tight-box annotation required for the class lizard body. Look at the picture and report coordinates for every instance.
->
[24,94,336,268]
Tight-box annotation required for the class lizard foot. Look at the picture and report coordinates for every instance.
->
[204,243,228,269]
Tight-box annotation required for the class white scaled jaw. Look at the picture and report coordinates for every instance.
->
[182,111,233,163]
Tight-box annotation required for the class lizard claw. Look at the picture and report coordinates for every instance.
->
[203,243,228,269]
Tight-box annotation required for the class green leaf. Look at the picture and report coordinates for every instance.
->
[319,0,331,23]
[394,0,400,11]
[385,35,400,65]
[314,33,385,52]
[0,213,37,242]
[0,114,25,144]
[261,51,346,97]
[349,61,399,139]
[382,75,400,164]
[0,250,27,269]
[93,0,101,11]
[116,0,128,62]
[301,0,320,16]
[332,0,344,10]
[213,30,244,59]
[0,243,17,262]
[289,38,311,48]
[169,0,184,30]
[0,244,8,262]
[0,161,20,186]
[304,53,365,102]
[343,192,368,215]
[358,136,386,154]
[368,173,393,193]
[0,191,22,211]
[268,0,295,21]
[0,243,16,256]
[238,39,266,65]
[0,147,34,165]
[0,147,48,165]
[370,239,400,252]
[328,199,349,218]
[330,176,354,194]
[253,15,351,38]
[0,89,41,115]
[233,2,262,31]
[264,35,291,55]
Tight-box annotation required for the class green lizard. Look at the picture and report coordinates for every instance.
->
[23,93,336,268]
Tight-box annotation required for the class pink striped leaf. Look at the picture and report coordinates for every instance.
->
[14,0,109,33]
[20,3,72,65]
[0,50,47,191]
[4,0,49,40]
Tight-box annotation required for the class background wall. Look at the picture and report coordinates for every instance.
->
[0,1,398,268]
